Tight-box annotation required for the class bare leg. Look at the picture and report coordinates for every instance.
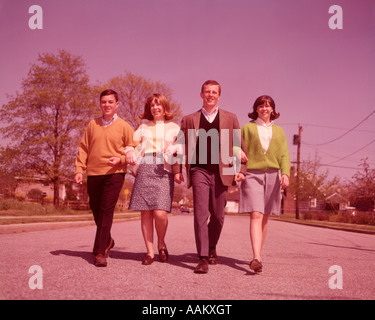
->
[153,209,168,250]
[250,211,269,261]
[141,210,154,258]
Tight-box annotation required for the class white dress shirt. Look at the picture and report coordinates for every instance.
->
[201,106,219,123]
[101,113,118,127]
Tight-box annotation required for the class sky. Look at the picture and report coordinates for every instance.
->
[0,0,374,182]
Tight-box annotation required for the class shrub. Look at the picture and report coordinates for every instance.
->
[0,200,11,210]
[27,188,44,201]
[303,211,329,221]
[15,193,25,201]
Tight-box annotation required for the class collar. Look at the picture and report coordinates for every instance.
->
[201,106,219,117]
[101,113,118,127]
[201,106,219,123]
[255,117,273,128]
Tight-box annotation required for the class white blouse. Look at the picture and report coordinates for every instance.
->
[255,118,273,154]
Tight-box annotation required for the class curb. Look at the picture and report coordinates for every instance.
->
[0,217,140,235]
[273,218,375,235]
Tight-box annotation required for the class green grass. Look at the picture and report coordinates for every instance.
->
[0,198,140,225]
[226,211,375,234]
[272,213,375,233]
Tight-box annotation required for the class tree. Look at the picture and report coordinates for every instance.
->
[350,158,375,211]
[0,50,97,206]
[290,152,341,201]
[102,71,182,129]
[0,166,16,198]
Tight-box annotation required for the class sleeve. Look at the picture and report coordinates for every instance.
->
[121,122,138,165]
[164,122,183,174]
[173,117,188,173]
[74,123,91,174]
[232,115,248,175]
[279,128,291,177]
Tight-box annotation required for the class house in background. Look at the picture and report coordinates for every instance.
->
[14,175,66,201]
[325,192,351,211]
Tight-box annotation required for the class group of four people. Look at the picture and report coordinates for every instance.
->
[74,80,290,273]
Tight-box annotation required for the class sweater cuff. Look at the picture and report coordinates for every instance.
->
[75,167,84,174]
[120,155,127,165]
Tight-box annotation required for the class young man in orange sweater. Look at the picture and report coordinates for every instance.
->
[74,89,137,267]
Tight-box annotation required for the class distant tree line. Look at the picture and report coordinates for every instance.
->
[0,50,374,210]
[0,50,182,206]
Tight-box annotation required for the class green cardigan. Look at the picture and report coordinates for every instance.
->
[241,121,290,177]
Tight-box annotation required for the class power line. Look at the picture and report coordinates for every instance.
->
[291,161,364,170]
[303,144,359,164]
[318,164,361,170]
[281,123,375,134]
[291,161,363,170]
[327,139,375,165]
[302,110,375,146]
[302,138,375,165]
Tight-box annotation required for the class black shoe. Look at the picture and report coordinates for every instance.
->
[208,248,218,265]
[159,248,169,263]
[104,238,115,258]
[142,255,154,265]
[94,254,107,267]
[194,258,209,274]
[249,259,263,273]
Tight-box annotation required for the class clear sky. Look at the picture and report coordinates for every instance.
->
[1,0,374,182]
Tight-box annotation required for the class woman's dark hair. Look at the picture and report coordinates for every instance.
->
[140,93,174,121]
[248,95,280,120]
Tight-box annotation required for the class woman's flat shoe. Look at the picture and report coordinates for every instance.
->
[249,259,263,273]
[159,248,169,262]
[142,255,154,265]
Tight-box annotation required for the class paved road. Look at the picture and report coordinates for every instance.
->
[0,214,374,301]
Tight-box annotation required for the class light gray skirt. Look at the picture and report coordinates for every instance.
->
[129,155,174,212]
[239,169,282,215]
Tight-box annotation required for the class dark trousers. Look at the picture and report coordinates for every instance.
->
[190,167,228,257]
[87,173,125,255]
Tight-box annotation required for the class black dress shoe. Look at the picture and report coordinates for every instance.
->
[142,255,154,265]
[94,254,107,267]
[159,248,169,263]
[104,238,115,258]
[208,248,218,265]
[194,258,209,274]
[249,259,263,273]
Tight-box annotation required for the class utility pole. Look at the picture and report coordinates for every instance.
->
[293,125,303,219]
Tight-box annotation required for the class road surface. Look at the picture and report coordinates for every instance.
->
[1,214,374,301]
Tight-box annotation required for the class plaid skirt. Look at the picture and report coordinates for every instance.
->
[129,156,174,212]
[239,169,282,215]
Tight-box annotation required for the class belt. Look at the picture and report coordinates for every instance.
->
[144,152,163,157]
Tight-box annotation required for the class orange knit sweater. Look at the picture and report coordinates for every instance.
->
[75,117,137,176]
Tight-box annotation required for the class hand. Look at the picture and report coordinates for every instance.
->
[165,142,183,158]
[165,145,177,157]
[174,173,184,184]
[108,157,121,167]
[125,150,135,165]
[234,172,245,182]
[74,173,83,185]
[280,174,289,189]
[237,150,248,163]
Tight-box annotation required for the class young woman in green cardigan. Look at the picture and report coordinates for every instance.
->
[239,95,290,273]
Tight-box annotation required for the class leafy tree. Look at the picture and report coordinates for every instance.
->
[102,71,182,129]
[290,152,341,201]
[0,50,97,206]
[350,158,375,211]
[0,167,16,198]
